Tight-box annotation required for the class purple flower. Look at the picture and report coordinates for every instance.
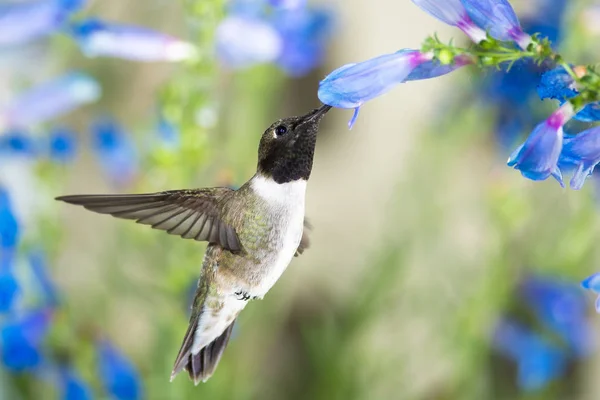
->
[71,19,198,62]
[411,0,486,43]
[507,104,574,186]
[0,72,100,129]
[581,273,600,312]
[48,127,77,163]
[272,7,333,76]
[215,16,282,69]
[0,131,38,157]
[404,54,472,81]
[461,0,532,49]
[0,0,85,47]
[558,127,600,190]
[0,309,52,372]
[318,49,433,128]
[520,276,593,356]
[91,118,138,186]
[493,319,567,391]
[98,340,142,400]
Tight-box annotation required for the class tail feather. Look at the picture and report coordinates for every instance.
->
[171,319,236,385]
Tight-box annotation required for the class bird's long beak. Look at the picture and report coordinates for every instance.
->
[302,104,332,123]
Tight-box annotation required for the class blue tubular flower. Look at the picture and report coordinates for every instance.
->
[507,104,574,185]
[272,7,333,76]
[48,127,77,163]
[582,273,600,312]
[520,276,593,356]
[0,72,100,129]
[411,0,486,43]
[0,131,38,158]
[0,188,19,251]
[71,19,198,62]
[461,0,532,49]
[559,127,600,190]
[91,118,138,186]
[493,319,567,391]
[0,269,19,313]
[404,54,472,81]
[98,340,142,400]
[318,50,433,128]
[0,309,52,372]
[0,0,85,47]
[215,16,282,69]
[61,368,93,400]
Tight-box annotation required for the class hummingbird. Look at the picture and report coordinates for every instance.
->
[56,104,331,384]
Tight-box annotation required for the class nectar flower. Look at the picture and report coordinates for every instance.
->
[582,273,600,312]
[507,103,574,186]
[215,16,282,69]
[0,72,100,129]
[318,49,433,128]
[493,319,567,391]
[0,0,85,46]
[537,66,577,101]
[559,127,600,190]
[461,0,532,49]
[412,0,486,43]
[71,19,198,62]
[91,118,138,186]
[404,54,472,81]
[98,340,143,400]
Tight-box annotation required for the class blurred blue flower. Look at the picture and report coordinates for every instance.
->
[272,7,333,77]
[520,276,593,356]
[411,0,486,43]
[268,0,306,10]
[559,127,600,190]
[0,309,52,372]
[71,19,198,62]
[581,273,600,312]
[0,269,19,313]
[29,251,60,307]
[215,15,282,69]
[493,319,567,391]
[461,0,531,49]
[0,72,100,129]
[0,0,85,47]
[405,54,472,82]
[91,118,138,186]
[0,131,38,157]
[507,105,574,185]
[537,66,577,101]
[0,188,19,251]
[61,368,93,400]
[49,127,77,163]
[157,115,179,150]
[98,340,142,400]
[318,49,433,128]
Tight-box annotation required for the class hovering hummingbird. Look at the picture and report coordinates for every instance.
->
[56,104,331,384]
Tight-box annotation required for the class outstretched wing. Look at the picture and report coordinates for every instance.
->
[56,188,241,251]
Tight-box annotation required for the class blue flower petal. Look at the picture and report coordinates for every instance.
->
[412,0,486,42]
[72,18,197,62]
[0,270,19,313]
[0,130,38,158]
[61,368,93,400]
[538,66,577,101]
[461,0,531,48]
[0,309,52,371]
[49,127,77,163]
[98,340,143,400]
[559,126,600,189]
[91,118,139,186]
[581,273,600,292]
[595,295,600,313]
[0,188,19,251]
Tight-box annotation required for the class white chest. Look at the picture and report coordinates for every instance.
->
[250,175,306,297]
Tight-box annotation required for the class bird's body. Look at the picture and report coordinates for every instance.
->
[57,105,330,384]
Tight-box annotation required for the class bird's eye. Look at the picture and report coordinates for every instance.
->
[275,125,288,136]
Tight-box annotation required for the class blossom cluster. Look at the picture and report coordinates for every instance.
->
[317,0,600,191]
